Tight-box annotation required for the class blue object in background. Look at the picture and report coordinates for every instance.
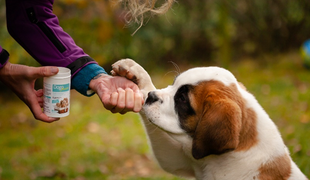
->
[301,39,310,69]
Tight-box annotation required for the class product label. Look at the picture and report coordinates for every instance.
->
[44,82,70,117]
[53,84,70,92]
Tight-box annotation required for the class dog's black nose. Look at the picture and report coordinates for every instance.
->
[145,91,160,105]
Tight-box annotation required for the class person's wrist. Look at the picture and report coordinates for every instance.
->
[71,63,107,97]
[0,61,11,77]
[89,73,111,92]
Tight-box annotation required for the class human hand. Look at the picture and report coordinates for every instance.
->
[0,62,60,122]
[89,73,144,114]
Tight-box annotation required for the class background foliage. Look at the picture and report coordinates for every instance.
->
[0,0,310,179]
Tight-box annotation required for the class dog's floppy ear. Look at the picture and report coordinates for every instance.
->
[192,98,242,159]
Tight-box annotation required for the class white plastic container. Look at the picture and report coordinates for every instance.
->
[43,67,71,117]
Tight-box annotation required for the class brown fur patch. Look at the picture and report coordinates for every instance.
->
[237,108,258,151]
[258,154,292,180]
[186,80,258,158]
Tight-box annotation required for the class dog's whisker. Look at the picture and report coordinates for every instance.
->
[169,61,181,74]
[148,126,159,135]
[164,70,180,79]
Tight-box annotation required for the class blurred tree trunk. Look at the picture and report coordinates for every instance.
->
[217,0,232,67]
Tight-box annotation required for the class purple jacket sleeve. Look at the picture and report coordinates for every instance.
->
[5,0,98,76]
[5,0,107,96]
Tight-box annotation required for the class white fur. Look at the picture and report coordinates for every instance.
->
[111,59,308,180]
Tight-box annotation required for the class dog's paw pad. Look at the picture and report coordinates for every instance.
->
[111,59,141,83]
[111,59,135,75]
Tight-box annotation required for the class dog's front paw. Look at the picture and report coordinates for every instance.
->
[111,59,155,96]
[111,59,140,84]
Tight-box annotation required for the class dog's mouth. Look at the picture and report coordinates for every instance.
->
[145,117,185,135]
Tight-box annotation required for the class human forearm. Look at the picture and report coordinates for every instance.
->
[6,0,92,69]
[5,0,105,96]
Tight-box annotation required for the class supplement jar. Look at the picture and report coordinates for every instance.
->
[43,67,71,117]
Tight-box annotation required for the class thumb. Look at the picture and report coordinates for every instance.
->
[32,66,59,78]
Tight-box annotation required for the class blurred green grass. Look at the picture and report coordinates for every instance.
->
[0,52,310,179]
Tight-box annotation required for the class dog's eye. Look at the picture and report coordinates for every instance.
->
[178,93,187,103]
[175,85,191,103]
[174,85,196,125]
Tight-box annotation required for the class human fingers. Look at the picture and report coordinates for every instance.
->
[110,88,126,113]
[29,99,59,122]
[125,88,135,109]
[103,92,118,111]
[30,66,59,79]
[133,92,144,112]
[36,89,44,96]
[119,88,135,114]
[35,89,44,107]
[35,112,60,123]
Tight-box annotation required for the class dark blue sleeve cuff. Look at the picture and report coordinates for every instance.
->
[72,63,107,96]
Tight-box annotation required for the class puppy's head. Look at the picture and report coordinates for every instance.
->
[186,80,243,159]
[143,67,255,159]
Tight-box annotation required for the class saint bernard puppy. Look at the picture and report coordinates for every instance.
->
[111,59,308,180]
